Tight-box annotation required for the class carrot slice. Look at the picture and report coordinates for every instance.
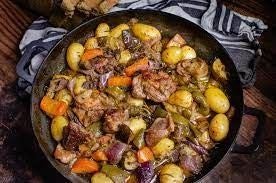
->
[107,76,132,87]
[71,158,99,174]
[137,146,154,163]
[81,48,103,61]
[125,57,149,76]
[92,150,108,161]
[40,96,68,116]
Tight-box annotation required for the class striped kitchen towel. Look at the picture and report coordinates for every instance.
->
[16,0,268,95]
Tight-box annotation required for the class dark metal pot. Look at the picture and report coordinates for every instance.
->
[31,10,265,183]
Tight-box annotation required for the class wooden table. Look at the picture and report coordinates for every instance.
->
[0,0,275,182]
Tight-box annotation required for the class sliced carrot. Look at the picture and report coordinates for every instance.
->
[40,96,68,116]
[125,57,149,76]
[92,150,108,161]
[81,48,103,61]
[107,76,132,87]
[71,158,99,174]
[137,146,154,163]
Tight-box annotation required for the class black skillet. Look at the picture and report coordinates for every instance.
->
[31,10,265,182]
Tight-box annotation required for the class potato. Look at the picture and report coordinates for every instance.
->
[54,89,72,105]
[106,36,125,51]
[212,58,228,82]
[66,43,84,71]
[84,37,98,49]
[119,50,131,64]
[162,46,183,64]
[129,118,146,136]
[110,24,130,38]
[168,90,193,108]
[160,164,183,183]
[51,116,69,141]
[204,87,230,113]
[132,23,161,42]
[181,45,196,60]
[74,75,87,95]
[209,114,229,141]
[127,96,144,107]
[152,138,174,158]
[96,23,110,37]
[91,172,113,183]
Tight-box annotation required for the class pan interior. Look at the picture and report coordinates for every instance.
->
[31,10,243,183]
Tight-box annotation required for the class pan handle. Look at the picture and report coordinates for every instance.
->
[231,105,265,154]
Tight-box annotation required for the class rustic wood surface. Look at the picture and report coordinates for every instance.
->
[0,0,275,182]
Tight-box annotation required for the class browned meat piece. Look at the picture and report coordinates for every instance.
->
[177,58,209,82]
[132,71,177,102]
[75,90,115,111]
[122,30,141,50]
[189,58,208,79]
[145,115,174,147]
[179,154,203,174]
[176,59,192,84]
[82,56,117,74]
[62,122,93,151]
[72,107,104,127]
[54,144,76,164]
[46,77,68,98]
[103,109,129,133]
[143,41,162,62]
[61,0,80,17]
[99,0,119,13]
[132,75,146,99]
[94,57,117,74]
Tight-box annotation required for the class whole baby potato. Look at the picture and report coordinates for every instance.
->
[66,43,84,71]
[160,164,183,183]
[181,45,196,60]
[152,138,175,158]
[168,90,193,108]
[84,37,98,49]
[74,75,87,95]
[209,114,229,141]
[162,46,183,64]
[204,87,230,113]
[54,89,72,105]
[95,23,110,37]
[132,23,161,42]
[51,116,69,141]
[110,24,130,38]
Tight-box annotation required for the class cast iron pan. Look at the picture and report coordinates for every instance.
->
[31,10,265,182]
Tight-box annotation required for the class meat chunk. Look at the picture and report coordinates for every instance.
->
[54,144,76,164]
[132,71,177,102]
[72,107,104,127]
[177,58,209,82]
[62,122,93,151]
[75,90,115,111]
[103,109,129,133]
[179,145,203,174]
[46,77,68,98]
[82,56,117,74]
[176,59,192,84]
[145,115,174,147]
[180,154,203,174]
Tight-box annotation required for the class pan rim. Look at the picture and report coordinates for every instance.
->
[31,9,244,183]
